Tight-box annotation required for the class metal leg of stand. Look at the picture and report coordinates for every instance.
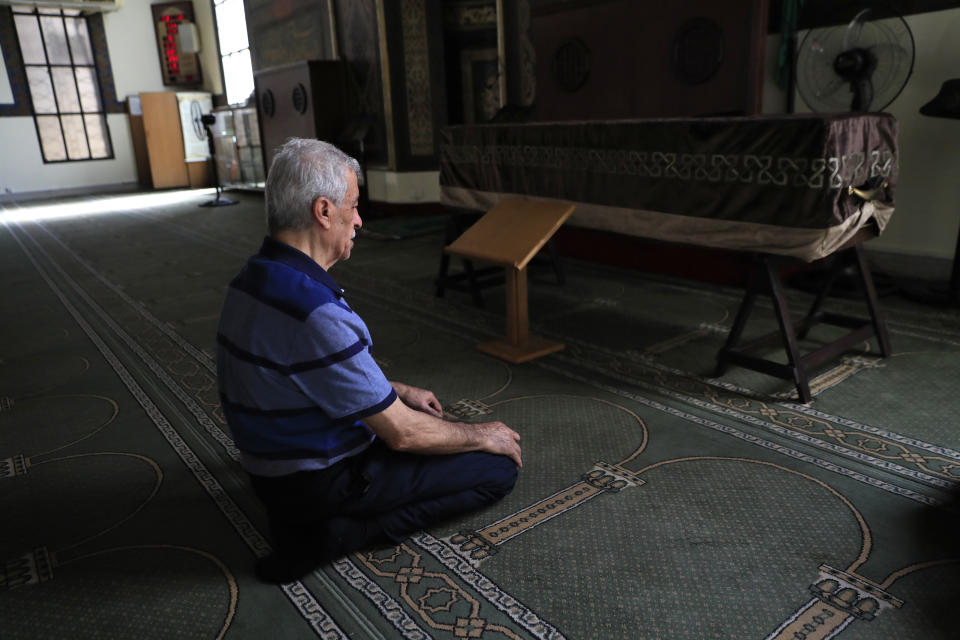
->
[715,247,891,403]
[199,125,237,208]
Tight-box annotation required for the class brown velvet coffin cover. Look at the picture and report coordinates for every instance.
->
[439,113,898,261]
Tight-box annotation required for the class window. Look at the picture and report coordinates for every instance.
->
[213,0,253,106]
[12,5,112,162]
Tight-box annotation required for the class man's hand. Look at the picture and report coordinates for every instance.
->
[365,396,522,468]
[391,381,443,418]
[473,421,523,468]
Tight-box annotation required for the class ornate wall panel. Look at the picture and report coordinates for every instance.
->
[333,0,389,166]
[379,0,447,170]
[505,0,536,108]
[244,0,334,72]
[401,0,435,155]
[245,0,448,169]
[529,0,768,121]
[442,0,500,125]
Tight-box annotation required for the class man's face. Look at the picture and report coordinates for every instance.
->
[333,169,362,263]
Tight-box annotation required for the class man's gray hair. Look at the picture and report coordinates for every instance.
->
[265,138,362,232]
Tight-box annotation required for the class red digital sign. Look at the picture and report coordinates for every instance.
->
[152,2,202,87]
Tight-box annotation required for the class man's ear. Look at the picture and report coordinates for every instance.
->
[312,196,333,229]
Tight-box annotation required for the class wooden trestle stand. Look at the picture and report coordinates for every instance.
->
[444,198,575,363]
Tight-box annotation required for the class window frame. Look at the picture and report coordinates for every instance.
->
[211,0,253,107]
[10,5,115,163]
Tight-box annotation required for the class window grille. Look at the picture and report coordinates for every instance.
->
[11,5,113,162]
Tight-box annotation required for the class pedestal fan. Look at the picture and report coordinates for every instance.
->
[195,109,237,208]
[795,6,914,113]
[789,6,914,298]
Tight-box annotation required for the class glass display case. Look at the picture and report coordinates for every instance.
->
[211,105,264,190]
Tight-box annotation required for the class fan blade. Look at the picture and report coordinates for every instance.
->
[842,8,872,49]
[868,42,908,66]
[868,43,909,91]
[812,75,845,100]
[866,42,913,111]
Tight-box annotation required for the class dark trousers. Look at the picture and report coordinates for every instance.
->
[249,441,518,559]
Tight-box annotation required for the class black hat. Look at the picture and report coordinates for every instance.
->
[920,79,960,119]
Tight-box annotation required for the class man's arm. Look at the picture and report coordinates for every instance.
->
[391,381,443,417]
[363,396,522,468]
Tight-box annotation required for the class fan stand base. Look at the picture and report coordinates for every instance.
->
[198,121,239,208]
[199,196,238,208]
[199,184,238,208]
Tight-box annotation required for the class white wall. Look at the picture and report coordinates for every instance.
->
[0,114,137,196]
[190,0,222,97]
[764,8,960,261]
[105,0,220,97]
[0,0,222,198]
[872,9,960,261]
[105,0,164,97]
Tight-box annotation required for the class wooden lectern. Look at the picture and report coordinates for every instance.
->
[444,198,575,363]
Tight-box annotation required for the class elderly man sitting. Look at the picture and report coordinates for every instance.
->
[216,138,521,583]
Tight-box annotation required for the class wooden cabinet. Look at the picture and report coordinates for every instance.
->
[254,60,347,174]
[134,91,213,189]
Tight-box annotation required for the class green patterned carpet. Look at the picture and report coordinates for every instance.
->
[1,190,958,639]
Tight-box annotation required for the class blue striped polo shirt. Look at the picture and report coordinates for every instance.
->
[216,236,397,476]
